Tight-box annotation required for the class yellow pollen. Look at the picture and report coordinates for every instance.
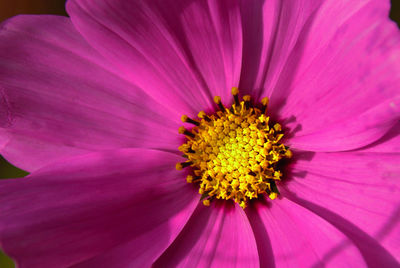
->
[261,97,269,106]
[243,95,251,102]
[203,199,211,206]
[198,111,207,119]
[176,163,184,171]
[177,88,292,209]
[181,115,189,122]
[231,87,239,96]
[213,96,222,104]
[178,126,186,134]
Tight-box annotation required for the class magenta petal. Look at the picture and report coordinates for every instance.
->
[247,197,365,267]
[239,0,322,98]
[0,15,182,172]
[287,97,400,151]
[154,202,259,268]
[0,149,198,268]
[67,0,238,115]
[286,151,400,265]
[359,121,400,153]
[271,1,400,151]
[167,0,243,101]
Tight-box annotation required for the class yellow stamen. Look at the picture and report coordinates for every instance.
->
[177,88,292,209]
[181,115,200,126]
[213,96,222,104]
[203,199,211,206]
[178,126,186,134]
[176,163,184,171]
[181,115,188,122]
[186,175,193,183]
[231,87,239,96]
[243,95,251,102]
[178,126,195,138]
[231,87,240,107]
[261,97,269,106]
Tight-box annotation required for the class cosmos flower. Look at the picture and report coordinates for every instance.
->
[0,0,400,267]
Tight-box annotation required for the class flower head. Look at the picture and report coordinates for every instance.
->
[177,89,292,208]
[0,0,399,267]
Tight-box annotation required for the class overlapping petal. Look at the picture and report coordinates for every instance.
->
[0,15,181,172]
[285,149,400,265]
[239,0,323,99]
[247,197,366,267]
[359,121,400,153]
[154,202,259,267]
[270,0,400,151]
[0,149,198,268]
[67,0,243,114]
[287,97,400,151]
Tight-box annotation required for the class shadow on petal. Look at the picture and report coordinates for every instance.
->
[285,191,400,267]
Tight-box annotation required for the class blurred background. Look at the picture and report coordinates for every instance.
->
[0,0,399,267]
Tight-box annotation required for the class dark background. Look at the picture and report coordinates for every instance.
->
[0,0,399,267]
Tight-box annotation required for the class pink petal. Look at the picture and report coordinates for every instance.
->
[287,97,400,151]
[67,0,243,114]
[167,0,243,101]
[239,0,322,99]
[153,202,259,268]
[285,150,400,265]
[0,15,181,172]
[246,197,366,267]
[0,148,198,268]
[358,121,400,153]
[271,1,400,151]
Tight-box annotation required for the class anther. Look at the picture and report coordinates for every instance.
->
[261,97,269,114]
[273,123,282,132]
[180,147,195,154]
[186,175,201,183]
[178,144,195,154]
[285,149,293,158]
[213,96,226,112]
[176,161,193,170]
[198,111,211,122]
[231,87,240,107]
[269,192,278,200]
[181,115,200,126]
[243,95,251,110]
[203,199,211,206]
[186,175,193,183]
[268,179,279,194]
[178,126,195,138]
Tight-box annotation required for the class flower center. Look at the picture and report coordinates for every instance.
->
[176,88,292,208]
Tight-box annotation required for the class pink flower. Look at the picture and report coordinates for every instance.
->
[0,0,399,267]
